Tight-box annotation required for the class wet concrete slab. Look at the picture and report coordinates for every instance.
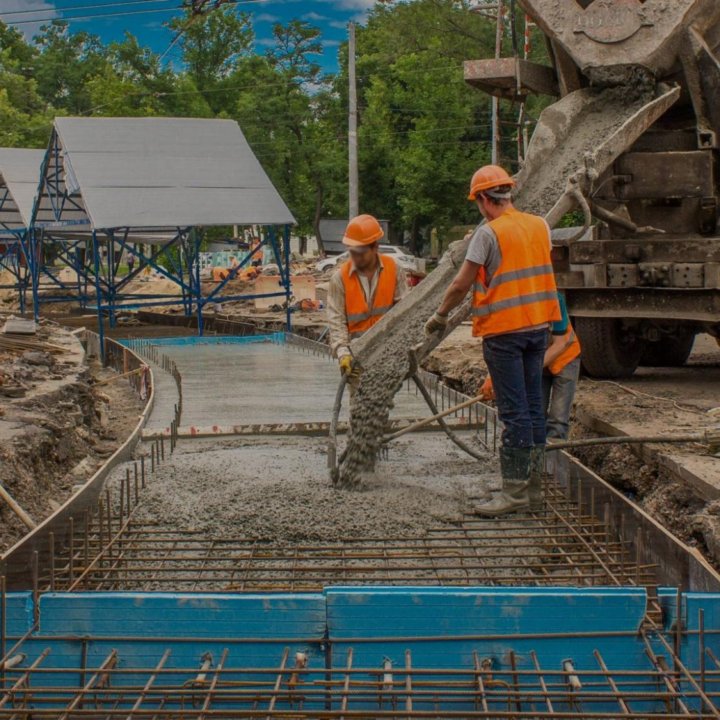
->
[150,342,432,428]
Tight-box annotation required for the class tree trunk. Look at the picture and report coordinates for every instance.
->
[313,184,325,256]
[409,216,420,255]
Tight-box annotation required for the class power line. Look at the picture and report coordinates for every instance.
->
[0,0,176,18]
[1,0,267,26]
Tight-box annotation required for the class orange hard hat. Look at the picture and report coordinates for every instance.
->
[342,214,384,247]
[468,165,515,200]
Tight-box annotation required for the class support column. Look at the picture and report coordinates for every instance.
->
[91,230,106,362]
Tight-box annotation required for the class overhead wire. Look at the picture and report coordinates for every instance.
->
[1,0,268,26]
[0,0,178,17]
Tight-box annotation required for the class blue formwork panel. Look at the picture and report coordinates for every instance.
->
[325,586,662,715]
[117,334,285,348]
[677,593,720,684]
[26,592,326,693]
[326,589,650,687]
[0,591,33,637]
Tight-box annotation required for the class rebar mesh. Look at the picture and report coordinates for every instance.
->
[2,643,719,718]
[43,479,658,600]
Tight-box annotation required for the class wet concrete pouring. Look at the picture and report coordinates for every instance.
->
[41,337,666,594]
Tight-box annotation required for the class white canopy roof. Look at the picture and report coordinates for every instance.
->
[0,148,45,230]
[34,117,295,231]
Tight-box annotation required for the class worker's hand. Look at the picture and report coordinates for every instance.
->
[479,376,495,402]
[424,311,448,337]
[339,355,362,380]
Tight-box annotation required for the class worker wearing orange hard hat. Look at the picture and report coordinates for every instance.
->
[327,214,407,379]
[425,164,560,516]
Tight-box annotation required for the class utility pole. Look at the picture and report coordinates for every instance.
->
[491,0,504,164]
[348,22,359,219]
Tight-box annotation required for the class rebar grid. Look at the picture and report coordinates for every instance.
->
[1,644,720,718]
[40,475,659,599]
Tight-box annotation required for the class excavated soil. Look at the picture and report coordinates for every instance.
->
[0,323,145,552]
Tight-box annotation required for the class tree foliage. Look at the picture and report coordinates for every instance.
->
[0,0,549,250]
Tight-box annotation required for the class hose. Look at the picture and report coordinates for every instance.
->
[327,375,348,484]
[564,179,593,243]
[409,373,489,462]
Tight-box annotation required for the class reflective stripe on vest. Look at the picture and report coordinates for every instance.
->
[342,255,398,339]
[471,209,560,337]
[548,326,581,375]
[471,290,560,318]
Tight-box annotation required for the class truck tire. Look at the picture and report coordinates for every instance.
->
[640,330,695,367]
[574,317,645,379]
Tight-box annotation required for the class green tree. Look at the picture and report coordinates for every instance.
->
[233,21,343,251]
[0,21,52,146]
[168,5,253,113]
[33,21,109,114]
[345,0,495,250]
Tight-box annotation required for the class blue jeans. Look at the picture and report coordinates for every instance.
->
[542,357,580,440]
[482,329,548,449]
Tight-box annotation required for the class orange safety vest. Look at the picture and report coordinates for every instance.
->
[472,208,560,337]
[342,255,398,339]
[548,323,582,375]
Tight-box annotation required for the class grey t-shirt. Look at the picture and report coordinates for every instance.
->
[465,219,553,286]
[465,225,502,285]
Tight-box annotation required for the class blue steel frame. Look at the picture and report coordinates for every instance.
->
[26,127,294,356]
[0,234,30,313]
[0,177,31,313]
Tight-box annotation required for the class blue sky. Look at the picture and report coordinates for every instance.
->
[0,0,376,74]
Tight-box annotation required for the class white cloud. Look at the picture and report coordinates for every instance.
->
[255,37,276,46]
[329,20,348,29]
[255,12,280,23]
[334,0,376,8]
[303,11,330,21]
[0,0,58,40]
[324,39,341,47]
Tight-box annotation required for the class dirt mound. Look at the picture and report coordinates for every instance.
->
[0,323,145,552]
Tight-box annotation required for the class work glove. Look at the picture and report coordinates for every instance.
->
[479,376,495,402]
[339,354,361,380]
[424,311,448,337]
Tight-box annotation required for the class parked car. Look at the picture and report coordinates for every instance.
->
[315,245,418,273]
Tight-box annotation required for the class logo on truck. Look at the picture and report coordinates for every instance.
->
[573,0,653,44]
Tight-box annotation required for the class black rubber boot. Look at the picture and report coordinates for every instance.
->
[474,447,532,517]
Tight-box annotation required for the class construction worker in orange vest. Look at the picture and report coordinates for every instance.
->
[543,292,581,440]
[327,214,407,379]
[480,292,581,439]
[425,165,560,516]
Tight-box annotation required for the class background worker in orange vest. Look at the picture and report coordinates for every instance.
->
[480,292,581,439]
[327,214,407,378]
[543,292,581,440]
[424,165,560,516]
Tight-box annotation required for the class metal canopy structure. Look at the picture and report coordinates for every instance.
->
[0,149,45,312]
[29,116,296,347]
[35,117,294,230]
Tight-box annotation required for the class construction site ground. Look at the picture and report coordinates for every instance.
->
[426,326,720,564]
[0,317,145,552]
[4,262,720,572]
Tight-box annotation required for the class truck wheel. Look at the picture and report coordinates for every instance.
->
[574,317,645,379]
[640,330,695,367]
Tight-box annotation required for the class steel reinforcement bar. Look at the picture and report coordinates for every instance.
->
[1,643,720,718]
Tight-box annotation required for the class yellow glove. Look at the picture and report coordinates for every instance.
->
[339,355,359,378]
